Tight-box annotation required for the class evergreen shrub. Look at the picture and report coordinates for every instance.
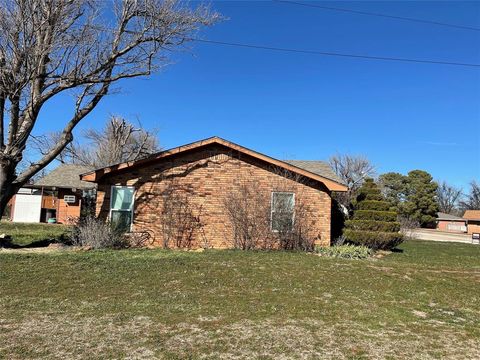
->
[345,179,403,250]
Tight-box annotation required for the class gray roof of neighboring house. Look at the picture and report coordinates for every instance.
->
[283,160,345,185]
[436,212,465,221]
[34,164,96,190]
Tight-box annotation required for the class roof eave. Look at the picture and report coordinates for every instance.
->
[80,137,349,192]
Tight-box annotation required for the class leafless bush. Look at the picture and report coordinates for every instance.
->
[223,182,271,250]
[70,216,128,249]
[224,170,317,251]
[270,167,317,251]
[161,182,205,249]
[275,199,316,251]
[398,216,420,240]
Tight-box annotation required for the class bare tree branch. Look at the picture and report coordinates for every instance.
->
[0,0,219,212]
[31,115,160,169]
[459,181,480,211]
[436,180,462,214]
[329,154,375,209]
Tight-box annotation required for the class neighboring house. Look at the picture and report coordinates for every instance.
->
[9,164,95,224]
[81,137,347,248]
[435,212,467,233]
[463,210,480,234]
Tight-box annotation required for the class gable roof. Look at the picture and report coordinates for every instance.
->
[463,210,480,221]
[35,164,96,190]
[81,136,348,192]
[436,212,465,221]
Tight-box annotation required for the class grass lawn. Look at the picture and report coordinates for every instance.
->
[0,221,70,246]
[0,240,479,359]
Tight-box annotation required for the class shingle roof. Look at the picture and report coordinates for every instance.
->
[35,164,96,190]
[283,160,345,185]
[436,212,465,221]
[81,137,348,192]
[463,210,480,221]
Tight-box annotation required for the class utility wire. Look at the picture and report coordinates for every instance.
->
[193,39,480,68]
[273,0,480,32]
[81,25,480,68]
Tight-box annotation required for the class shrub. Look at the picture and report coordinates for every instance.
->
[70,217,129,249]
[316,244,373,259]
[356,200,391,212]
[354,210,398,222]
[343,229,403,250]
[344,220,400,233]
[344,179,403,250]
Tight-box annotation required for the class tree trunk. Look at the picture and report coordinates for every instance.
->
[0,162,19,218]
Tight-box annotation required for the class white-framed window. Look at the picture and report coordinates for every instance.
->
[271,192,295,232]
[110,186,135,232]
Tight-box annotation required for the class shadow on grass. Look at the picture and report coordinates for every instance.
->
[0,237,63,249]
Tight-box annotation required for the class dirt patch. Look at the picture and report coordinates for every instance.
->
[367,265,395,272]
[0,244,71,254]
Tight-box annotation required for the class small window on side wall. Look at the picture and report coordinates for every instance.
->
[110,186,134,232]
[271,192,295,232]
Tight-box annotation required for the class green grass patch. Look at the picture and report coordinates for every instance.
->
[0,240,479,359]
[0,221,70,246]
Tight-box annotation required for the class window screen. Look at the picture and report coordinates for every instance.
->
[271,192,295,232]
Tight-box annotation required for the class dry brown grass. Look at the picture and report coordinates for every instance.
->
[1,315,479,359]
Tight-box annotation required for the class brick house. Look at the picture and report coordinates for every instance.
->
[435,212,467,233]
[8,164,95,224]
[81,137,347,248]
[463,210,480,234]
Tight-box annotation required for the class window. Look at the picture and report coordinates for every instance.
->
[110,186,134,232]
[63,195,76,203]
[271,192,295,232]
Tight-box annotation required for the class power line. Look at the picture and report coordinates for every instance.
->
[273,0,480,32]
[193,39,480,68]
[73,24,480,68]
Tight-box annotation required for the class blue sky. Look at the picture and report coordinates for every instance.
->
[37,1,480,188]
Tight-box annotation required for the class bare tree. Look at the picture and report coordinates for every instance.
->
[0,0,219,215]
[34,115,159,168]
[329,154,375,209]
[436,180,462,215]
[459,181,480,211]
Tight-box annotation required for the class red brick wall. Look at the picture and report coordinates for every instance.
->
[436,220,467,233]
[95,145,333,248]
[467,221,480,234]
[56,189,82,224]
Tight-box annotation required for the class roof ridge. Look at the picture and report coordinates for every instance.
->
[81,137,348,191]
